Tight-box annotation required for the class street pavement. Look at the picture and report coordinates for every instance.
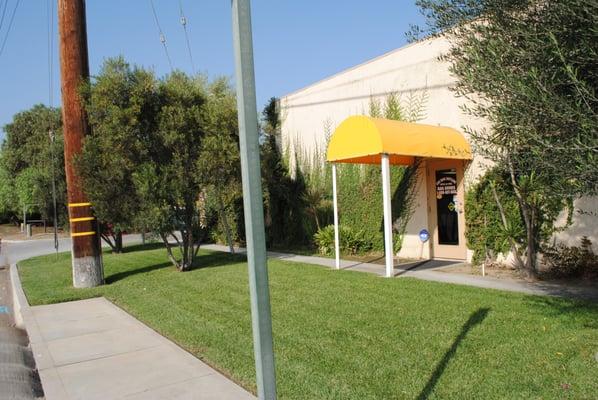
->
[20,297,254,400]
[3,236,255,399]
[0,234,143,265]
[0,265,43,399]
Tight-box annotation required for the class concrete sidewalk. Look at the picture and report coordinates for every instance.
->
[11,266,254,400]
[203,244,598,302]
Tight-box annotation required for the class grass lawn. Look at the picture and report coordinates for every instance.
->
[19,244,598,399]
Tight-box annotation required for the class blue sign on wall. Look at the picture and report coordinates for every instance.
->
[419,229,430,243]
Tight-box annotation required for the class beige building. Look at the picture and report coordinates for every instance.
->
[280,36,597,261]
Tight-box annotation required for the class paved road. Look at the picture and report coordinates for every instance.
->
[0,234,144,266]
[0,265,43,399]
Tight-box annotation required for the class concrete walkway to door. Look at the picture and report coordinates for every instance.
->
[203,244,598,303]
[10,266,255,400]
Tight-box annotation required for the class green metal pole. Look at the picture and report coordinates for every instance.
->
[231,1,277,399]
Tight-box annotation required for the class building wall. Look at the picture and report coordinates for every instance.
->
[280,36,598,258]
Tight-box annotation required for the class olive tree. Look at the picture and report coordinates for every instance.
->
[78,57,159,252]
[411,0,598,275]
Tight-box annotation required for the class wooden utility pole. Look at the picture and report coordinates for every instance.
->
[58,0,103,288]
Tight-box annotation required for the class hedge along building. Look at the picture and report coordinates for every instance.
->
[280,35,598,263]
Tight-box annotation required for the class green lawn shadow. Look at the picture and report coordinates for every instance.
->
[120,242,164,253]
[190,251,247,270]
[417,307,491,400]
[105,245,247,284]
[105,261,172,284]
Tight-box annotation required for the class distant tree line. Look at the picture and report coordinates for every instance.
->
[0,105,66,225]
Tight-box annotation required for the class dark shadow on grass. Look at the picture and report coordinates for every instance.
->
[105,261,172,284]
[189,251,247,271]
[417,307,490,400]
[106,246,247,283]
[120,242,165,253]
[522,294,598,322]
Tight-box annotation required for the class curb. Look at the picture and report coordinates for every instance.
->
[7,264,46,399]
[9,264,29,329]
[9,264,45,347]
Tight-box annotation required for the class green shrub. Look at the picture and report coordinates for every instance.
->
[336,163,419,252]
[465,168,525,265]
[541,237,598,279]
[314,224,373,256]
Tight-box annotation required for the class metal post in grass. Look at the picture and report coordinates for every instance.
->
[231,1,277,399]
[381,153,394,278]
[332,163,340,269]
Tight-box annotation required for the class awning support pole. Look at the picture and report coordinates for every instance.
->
[332,163,340,269]
[381,154,394,278]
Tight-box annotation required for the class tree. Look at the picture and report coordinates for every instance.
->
[0,159,17,222]
[0,105,66,226]
[76,59,241,269]
[134,72,213,271]
[78,57,159,253]
[260,97,310,248]
[197,77,240,253]
[411,0,598,275]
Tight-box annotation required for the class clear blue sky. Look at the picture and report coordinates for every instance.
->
[0,1,424,139]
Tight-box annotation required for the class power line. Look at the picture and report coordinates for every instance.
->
[178,0,195,74]
[0,0,8,33]
[47,0,54,109]
[149,0,174,72]
[47,0,58,254]
[0,0,19,59]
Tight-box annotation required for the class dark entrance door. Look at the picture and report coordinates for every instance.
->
[435,169,459,245]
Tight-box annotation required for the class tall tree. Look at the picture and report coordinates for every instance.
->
[134,72,212,271]
[260,97,310,248]
[197,77,240,253]
[411,0,598,275]
[78,57,159,253]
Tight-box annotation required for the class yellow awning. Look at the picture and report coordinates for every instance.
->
[326,115,473,165]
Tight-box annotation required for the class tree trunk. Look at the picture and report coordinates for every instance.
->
[181,201,194,271]
[490,182,524,269]
[100,233,116,252]
[217,193,235,254]
[100,231,123,253]
[507,161,537,278]
[312,207,321,231]
[180,228,191,272]
[115,231,123,253]
[194,241,201,258]
[525,208,538,277]
[160,232,181,270]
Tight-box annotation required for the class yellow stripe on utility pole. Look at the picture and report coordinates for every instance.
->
[68,202,92,207]
[70,216,95,222]
[70,231,96,237]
